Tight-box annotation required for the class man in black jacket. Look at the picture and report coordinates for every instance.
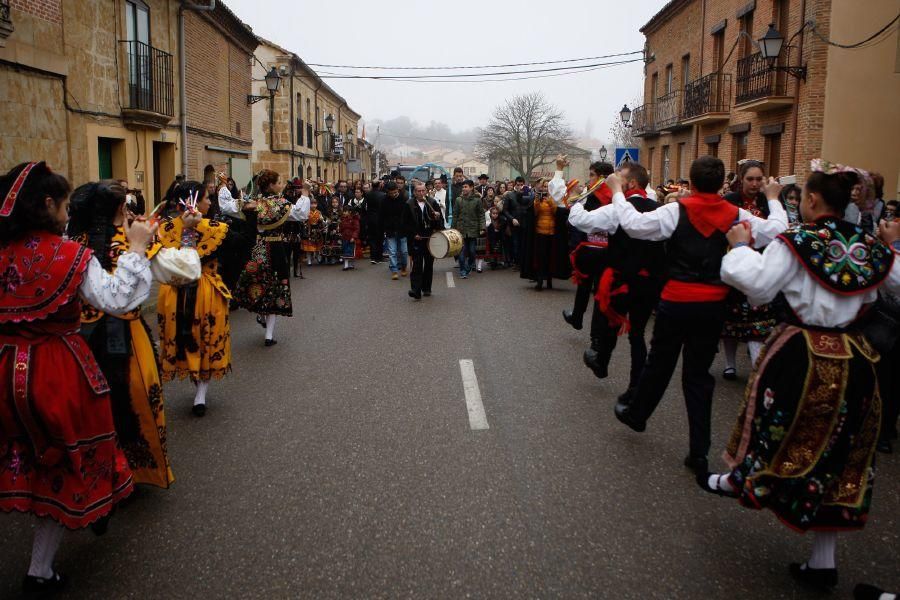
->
[380,182,408,279]
[502,176,533,266]
[450,167,465,210]
[364,180,385,264]
[402,181,444,299]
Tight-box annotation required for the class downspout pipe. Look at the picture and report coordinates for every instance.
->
[179,0,216,177]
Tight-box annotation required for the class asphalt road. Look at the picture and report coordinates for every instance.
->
[2,259,898,599]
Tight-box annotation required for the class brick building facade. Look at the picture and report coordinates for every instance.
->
[634,0,899,193]
[183,3,257,186]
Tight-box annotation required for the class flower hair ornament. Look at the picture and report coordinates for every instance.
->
[810,158,874,206]
[0,162,39,218]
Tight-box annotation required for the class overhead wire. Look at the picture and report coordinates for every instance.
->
[810,13,899,49]
[304,51,643,70]
[312,58,643,80]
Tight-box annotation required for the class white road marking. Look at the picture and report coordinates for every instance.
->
[446,271,455,288]
[459,359,489,430]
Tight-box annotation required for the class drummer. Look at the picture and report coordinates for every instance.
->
[402,181,444,300]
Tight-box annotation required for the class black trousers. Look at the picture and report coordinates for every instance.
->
[591,282,658,389]
[572,279,595,322]
[369,226,384,261]
[534,233,553,281]
[878,340,900,442]
[409,238,434,294]
[627,300,726,459]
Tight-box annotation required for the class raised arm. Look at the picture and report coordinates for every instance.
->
[218,186,242,217]
[568,202,619,234]
[291,195,310,222]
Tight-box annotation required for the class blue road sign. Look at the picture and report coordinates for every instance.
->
[615,148,639,168]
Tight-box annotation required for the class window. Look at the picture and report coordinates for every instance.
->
[297,118,303,146]
[97,137,125,179]
[648,147,655,183]
[733,132,748,168]
[766,134,782,177]
[708,142,719,157]
[650,72,658,101]
[739,11,754,58]
[713,30,726,71]
[665,64,674,94]
[662,145,670,183]
[681,54,691,88]
[676,143,685,179]
[125,0,149,44]
[774,0,790,33]
[307,165,312,179]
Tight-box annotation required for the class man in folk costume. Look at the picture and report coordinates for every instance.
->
[611,156,789,475]
[402,181,444,299]
[700,161,900,592]
[563,160,615,331]
[568,164,666,396]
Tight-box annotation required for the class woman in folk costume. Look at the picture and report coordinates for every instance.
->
[699,162,900,591]
[0,162,158,595]
[233,169,306,345]
[720,159,780,380]
[67,181,202,487]
[157,181,232,416]
[519,156,573,290]
[217,173,259,303]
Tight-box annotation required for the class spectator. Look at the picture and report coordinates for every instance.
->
[452,179,483,279]
[380,181,408,280]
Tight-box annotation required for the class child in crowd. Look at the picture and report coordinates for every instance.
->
[301,197,326,266]
[486,205,508,269]
[325,197,342,265]
[340,202,360,271]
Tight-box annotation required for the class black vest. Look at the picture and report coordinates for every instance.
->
[608,194,666,282]
[667,203,729,285]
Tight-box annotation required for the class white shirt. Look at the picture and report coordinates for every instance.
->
[547,170,568,206]
[433,189,448,227]
[218,186,242,217]
[612,192,789,250]
[568,201,619,234]
[645,185,658,201]
[288,195,311,222]
[722,241,900,328]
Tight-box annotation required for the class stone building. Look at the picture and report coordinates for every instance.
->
[489,144,593,182]
[182,2,257,187]
[1,0,182,204]
[633,0,899,192]
[251,37,363,184]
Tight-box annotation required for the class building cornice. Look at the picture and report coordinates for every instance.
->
[640,0,695,35]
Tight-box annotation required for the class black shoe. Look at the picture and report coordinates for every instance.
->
[192,403,207,417]
[563,309,583,330]
[854,583,891,600]
[264,338,277,347]
[23,572,68,596]
[789,563,838,591]
[546,279,553,289]
[90,514,111,536]
[696,471,740,498]
[423,291,431,297]
[876,439,893,454]
[617,388,635,406]
[256,315,266,329]
[371,260,377,265]
[408,290,422,300]
[582,349,609,379]
[683,454,709,475]
[535,281,543,291]
[722,367,737,380]
[614,402,646,432]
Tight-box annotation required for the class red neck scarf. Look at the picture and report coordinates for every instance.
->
[679,192,738,237]
[625,186,648,199]
[594,182,613,206]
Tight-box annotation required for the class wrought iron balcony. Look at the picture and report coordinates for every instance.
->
[682,73,732,124]
[0,0,14,47]
[119,40,174,128]
[631,103,657,137]
[735,49,796,111]
[655,90,687,131]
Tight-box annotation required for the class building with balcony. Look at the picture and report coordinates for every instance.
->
[635,0,899,192]
[251,37,363,184]
[0,0,184,205]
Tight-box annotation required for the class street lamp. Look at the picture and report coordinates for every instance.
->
[247,66,283,104]
[324,113,335,133]
[756,23,807,80]
[620,104,632,128]
[599,146,608,161]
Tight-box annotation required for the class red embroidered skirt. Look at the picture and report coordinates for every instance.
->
[0,335,134,529]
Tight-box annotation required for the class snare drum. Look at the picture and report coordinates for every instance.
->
[428,229,463,259]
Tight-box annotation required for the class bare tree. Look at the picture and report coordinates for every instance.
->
[608,98,640,149]
[476,93,573,179]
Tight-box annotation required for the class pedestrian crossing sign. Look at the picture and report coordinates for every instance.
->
[615,148,639,168]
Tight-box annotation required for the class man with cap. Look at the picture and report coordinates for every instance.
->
[476,174,490,198]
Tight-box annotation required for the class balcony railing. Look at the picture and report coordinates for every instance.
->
[631,103,657,137]
[655,90,683,130]
[683,73,732,120]
[120,40,174,118]
[735,49,795,105]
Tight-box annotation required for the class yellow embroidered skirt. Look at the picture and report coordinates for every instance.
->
[158,269,231,383]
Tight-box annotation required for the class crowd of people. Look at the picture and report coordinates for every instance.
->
[0,150,898,598]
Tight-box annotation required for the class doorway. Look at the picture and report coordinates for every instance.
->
[153,141,176,206]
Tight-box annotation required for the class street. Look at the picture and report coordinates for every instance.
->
[2,259,898,599]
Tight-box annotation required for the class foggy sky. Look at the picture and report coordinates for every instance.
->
[224,0,665,143]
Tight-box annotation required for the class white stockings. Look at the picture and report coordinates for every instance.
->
[28,520,64,579]
[194,380,209,407]
[265,315,277,341]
